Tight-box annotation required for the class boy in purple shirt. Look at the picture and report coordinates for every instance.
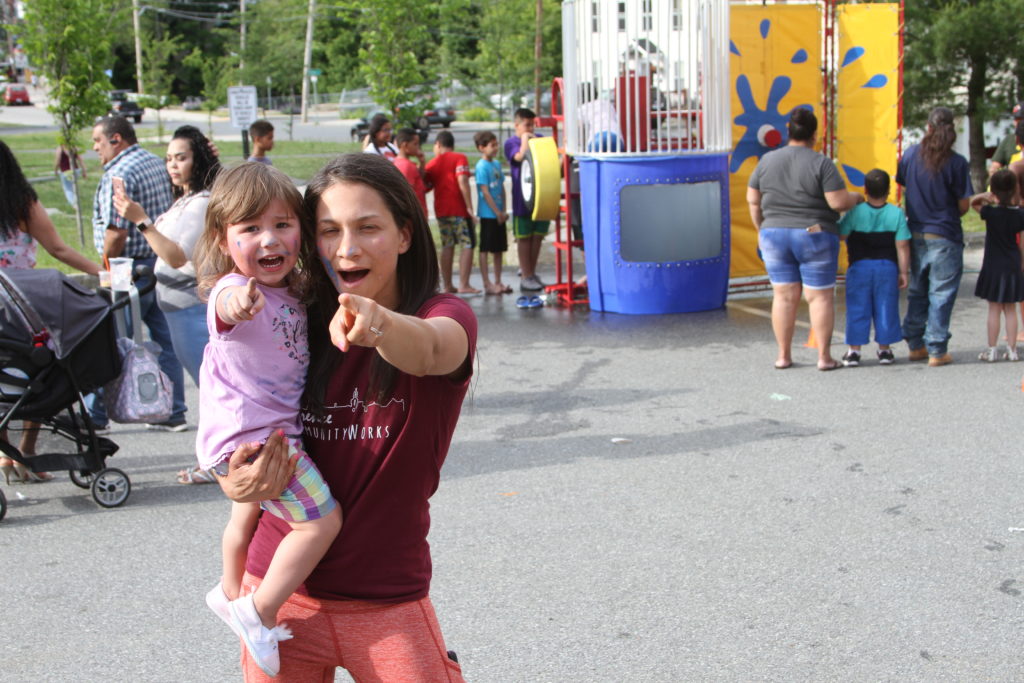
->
[505,108,548,292]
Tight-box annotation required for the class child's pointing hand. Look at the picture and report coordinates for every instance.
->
[222,277,266,324]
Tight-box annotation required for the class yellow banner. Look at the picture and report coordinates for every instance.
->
[729,4,822,279]
[836,4,901,201]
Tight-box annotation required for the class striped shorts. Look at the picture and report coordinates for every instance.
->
[260,436,336,523]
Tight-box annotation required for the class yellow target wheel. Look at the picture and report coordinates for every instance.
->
[521,136,561,221]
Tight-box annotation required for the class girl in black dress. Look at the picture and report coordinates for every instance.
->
[971,169,1024,361]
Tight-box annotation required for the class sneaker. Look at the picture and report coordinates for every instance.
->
[928,352,953,367]
[229,594,293,678]
[206,582,233,630]
[841,350,861,367]
[147,419,188,433]
[519,275,543,292]
[876,349,895,365]
[1005,346,1020,361]
[979,347,998,362]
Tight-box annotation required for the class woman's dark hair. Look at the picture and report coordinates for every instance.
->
[171,125,221,198]
[367,113,392,152]
[301,153,440,408]
[919,107,957,173]
[787,108,817,142]
[0,139,38,240]
[990,168,1017,205]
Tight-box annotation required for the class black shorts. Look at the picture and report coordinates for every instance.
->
[478,217,508,253]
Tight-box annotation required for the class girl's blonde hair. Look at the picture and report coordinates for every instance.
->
[194,162,307,301]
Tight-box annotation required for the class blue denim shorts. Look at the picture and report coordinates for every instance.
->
[758,227,840,289]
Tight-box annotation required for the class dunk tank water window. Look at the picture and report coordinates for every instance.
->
[556,0,732,314]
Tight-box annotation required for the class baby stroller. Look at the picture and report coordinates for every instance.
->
[0,267,154,519]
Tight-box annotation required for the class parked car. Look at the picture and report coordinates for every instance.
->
[417,102,456,129]
[4,84,30,106]
[182,96,204,111]
[349,109,428,145]
[108,90,143,123]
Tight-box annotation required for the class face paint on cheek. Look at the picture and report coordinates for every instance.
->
[319,247,342,293]
[347,246,357,258]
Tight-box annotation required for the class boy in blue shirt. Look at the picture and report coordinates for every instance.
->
[474,131,510,295]
[839,168,911,366]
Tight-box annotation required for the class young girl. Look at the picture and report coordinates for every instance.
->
[193,163,342,678]
[971,168,1024,361]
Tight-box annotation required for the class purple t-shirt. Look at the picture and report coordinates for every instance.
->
[505,133,543,218]
[196,273,308,469]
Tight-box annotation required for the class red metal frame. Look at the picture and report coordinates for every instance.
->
[896,0,905,202]
[535,76,589,307]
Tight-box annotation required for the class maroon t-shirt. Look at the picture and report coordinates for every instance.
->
[245,294,477,603]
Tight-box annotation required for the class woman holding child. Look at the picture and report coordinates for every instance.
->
[747,108,863,370]
[216,153,474,682]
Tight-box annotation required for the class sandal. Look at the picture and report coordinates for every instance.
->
[176,465,217,484]
[817,360,841,372]
[515,295,530,309]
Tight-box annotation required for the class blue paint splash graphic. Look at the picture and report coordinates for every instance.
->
[862,74,888,89]
[841,164,866,187]
[841,47,865,67]
[730,40,741,57]
[791,49,808,64]
[759,19,770,39]
[730,74,810,173]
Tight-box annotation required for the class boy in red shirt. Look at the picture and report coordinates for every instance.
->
[392,128,429,217]
[425,130,478,294]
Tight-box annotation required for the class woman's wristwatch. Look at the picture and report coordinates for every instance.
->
[136,221,151,233]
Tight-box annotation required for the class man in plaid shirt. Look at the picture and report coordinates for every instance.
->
[87,116,187,431]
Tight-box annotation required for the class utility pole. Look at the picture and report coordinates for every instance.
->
[239,0,246,73]
[533,0,543,113]
[300,0,315,123]
[132,0,144,93]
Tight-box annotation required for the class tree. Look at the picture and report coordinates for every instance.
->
[904,0,1024,191]
[356,0,434,118]
[17,0,116,245]
[183,47,233,137]
[138,33,184,142]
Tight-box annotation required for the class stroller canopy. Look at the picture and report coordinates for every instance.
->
[0,268,110,361]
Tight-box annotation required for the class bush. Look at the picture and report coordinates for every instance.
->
[461,107,494,122]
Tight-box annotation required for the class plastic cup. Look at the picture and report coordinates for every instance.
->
[98,270,112,288]
[109,257,133,292]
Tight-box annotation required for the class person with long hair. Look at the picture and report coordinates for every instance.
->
[0,138,99,483]
[897,106,974,366]
[114,125,222,459]
[213,153,475,681]
[361,113,398,160]
[747,108,863,370]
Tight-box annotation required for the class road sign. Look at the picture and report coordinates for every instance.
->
[308,68,322,76]
[227,86,258,129]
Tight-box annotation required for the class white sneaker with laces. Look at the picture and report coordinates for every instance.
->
[205,582,233,630]
[229,594,292,678]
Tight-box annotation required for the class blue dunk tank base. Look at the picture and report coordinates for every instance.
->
[579,154,730,314]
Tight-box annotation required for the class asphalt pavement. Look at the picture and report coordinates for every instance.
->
[2,243,1023,682]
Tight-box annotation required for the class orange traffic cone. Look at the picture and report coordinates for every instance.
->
[804,328,817,349]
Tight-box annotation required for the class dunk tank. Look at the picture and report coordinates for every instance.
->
[534,0,902,313]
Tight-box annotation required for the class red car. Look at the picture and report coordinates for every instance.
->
[4,85,30,106]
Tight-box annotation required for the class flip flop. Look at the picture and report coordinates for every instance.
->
[515,296,530,309]
[177,465,217,484]
[817,360,841,372]
[527,295,544,309]
[774,360,793,370]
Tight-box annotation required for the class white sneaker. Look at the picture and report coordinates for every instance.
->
[979,347,998,362]
[205,582,233,630]
[228,594,292,678]
[1005,346,1020,361]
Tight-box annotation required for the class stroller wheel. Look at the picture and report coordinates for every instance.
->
[0,487,6,522]
[91,468,131,508]
[69,469,95,489]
